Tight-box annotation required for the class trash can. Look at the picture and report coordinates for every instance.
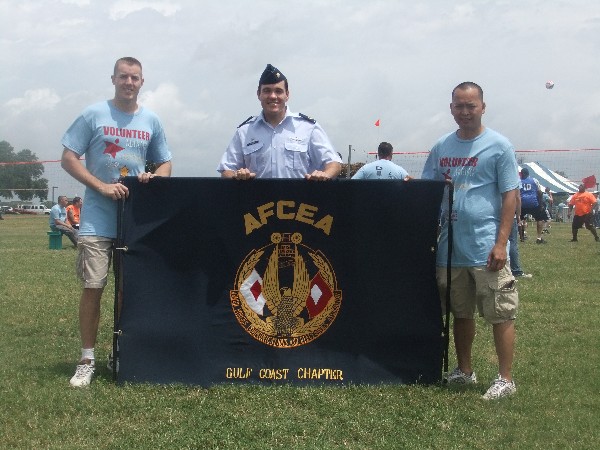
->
[47,230,63,250]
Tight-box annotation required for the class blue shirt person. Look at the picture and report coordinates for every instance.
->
[422,82,520,400]
[352,142,410,180]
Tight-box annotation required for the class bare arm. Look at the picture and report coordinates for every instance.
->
[487,188,518,271]
[138,160,172,183]
[221,168,256,180]
[305,161,342,181]
[61,148,129,200]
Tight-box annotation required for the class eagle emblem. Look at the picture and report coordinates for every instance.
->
[230,232,342,348]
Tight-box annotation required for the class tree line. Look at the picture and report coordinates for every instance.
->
[0,140,48,201]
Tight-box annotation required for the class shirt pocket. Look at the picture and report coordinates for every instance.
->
[284,140,308,170]
[242,141,266,169]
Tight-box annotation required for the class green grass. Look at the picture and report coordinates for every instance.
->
[1,215,599,449]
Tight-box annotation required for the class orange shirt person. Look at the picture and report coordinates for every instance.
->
[568,184,599,242]
[66,196,82,229]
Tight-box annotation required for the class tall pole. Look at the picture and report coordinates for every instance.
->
[52,186,58,204]
[346,145,352,179]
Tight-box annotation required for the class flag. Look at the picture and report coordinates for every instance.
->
[374,119,380,127]
[582,175,596,189]
[240,269,266,315]
[117,178,447,387]
[306,272,333,318]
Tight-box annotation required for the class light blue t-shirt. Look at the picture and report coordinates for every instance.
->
[49,204,66,229]
[352,159,409,180]
[217,109,341,178]
[62,100,172,238]
[422,128,519,267]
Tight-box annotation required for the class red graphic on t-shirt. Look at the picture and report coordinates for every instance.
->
[103,139,125,158]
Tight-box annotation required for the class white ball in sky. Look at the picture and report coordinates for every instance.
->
[545,81,554,89]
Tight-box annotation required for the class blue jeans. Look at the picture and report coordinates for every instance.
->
[509,217,524,275]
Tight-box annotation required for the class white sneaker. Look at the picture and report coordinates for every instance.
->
[69,361,95,387]
[446,367,477,384]
[482,376,516,400]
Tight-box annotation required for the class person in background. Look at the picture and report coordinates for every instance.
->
[568,184,599,242]
[510,192,532,278]
[62,56,172,388]
[519,167,547,244]
[542,187,553,234]
[66,196,82,230]
[49,195,79,247]
[422,81,520,400]
[217,64,341,181]
[352,142,412,180]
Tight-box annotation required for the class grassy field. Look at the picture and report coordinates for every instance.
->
[0,214,598,449]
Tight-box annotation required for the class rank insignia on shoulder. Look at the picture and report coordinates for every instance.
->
[237,116,255,128]
[298,113,316,124]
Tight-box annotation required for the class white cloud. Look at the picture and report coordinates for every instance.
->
[109,0,181,20]
[5,89,60,115]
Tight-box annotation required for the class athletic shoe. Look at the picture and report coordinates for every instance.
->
[482,376,516,400]
[570,239,578,242]
[69,360,95,387]
[536,238,547,244]
[107,352,120,373]
[515,273,533,279]
[445,367,477,384]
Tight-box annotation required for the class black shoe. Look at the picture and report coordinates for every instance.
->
[536,238,547,244]
[570,239,578,242]
[596,236,599,242]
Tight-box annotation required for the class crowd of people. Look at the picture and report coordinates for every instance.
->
[55,57,597,401]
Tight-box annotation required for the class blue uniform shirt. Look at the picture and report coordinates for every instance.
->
[217,109,341,178]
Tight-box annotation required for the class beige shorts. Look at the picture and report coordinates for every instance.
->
[76,236,115,289]
[436,265,518,324]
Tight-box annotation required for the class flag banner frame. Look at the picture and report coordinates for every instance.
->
[115,178,446,387]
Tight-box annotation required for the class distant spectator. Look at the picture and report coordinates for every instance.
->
[49,195,79,247]
[66,196,82,230]
[352,142,412,180]
[542,187,553,234]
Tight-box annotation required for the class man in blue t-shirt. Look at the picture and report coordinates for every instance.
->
[352,142,411,180]
[62,57,172,387]
[422,82,520,400]
[519,167,547,244]
[49,195,79,247]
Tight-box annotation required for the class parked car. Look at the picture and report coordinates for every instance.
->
[15,204,51,215]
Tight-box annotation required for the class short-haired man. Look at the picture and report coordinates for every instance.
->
[568,184,599,242]
[422,82,520,400]
[352,142,411,180]
[66,196,82,230]
[217,64,341,181]
[49,195,79,247]
[62,56,172,387]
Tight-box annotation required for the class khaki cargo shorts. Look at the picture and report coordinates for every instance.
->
[76,236,115,289]
[436,265,518,324]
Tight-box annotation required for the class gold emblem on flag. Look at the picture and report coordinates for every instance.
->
[230,232,342,348]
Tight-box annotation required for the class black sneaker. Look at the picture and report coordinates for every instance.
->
[536,238,547,244]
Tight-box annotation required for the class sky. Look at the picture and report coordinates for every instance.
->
[2,0,600,198]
